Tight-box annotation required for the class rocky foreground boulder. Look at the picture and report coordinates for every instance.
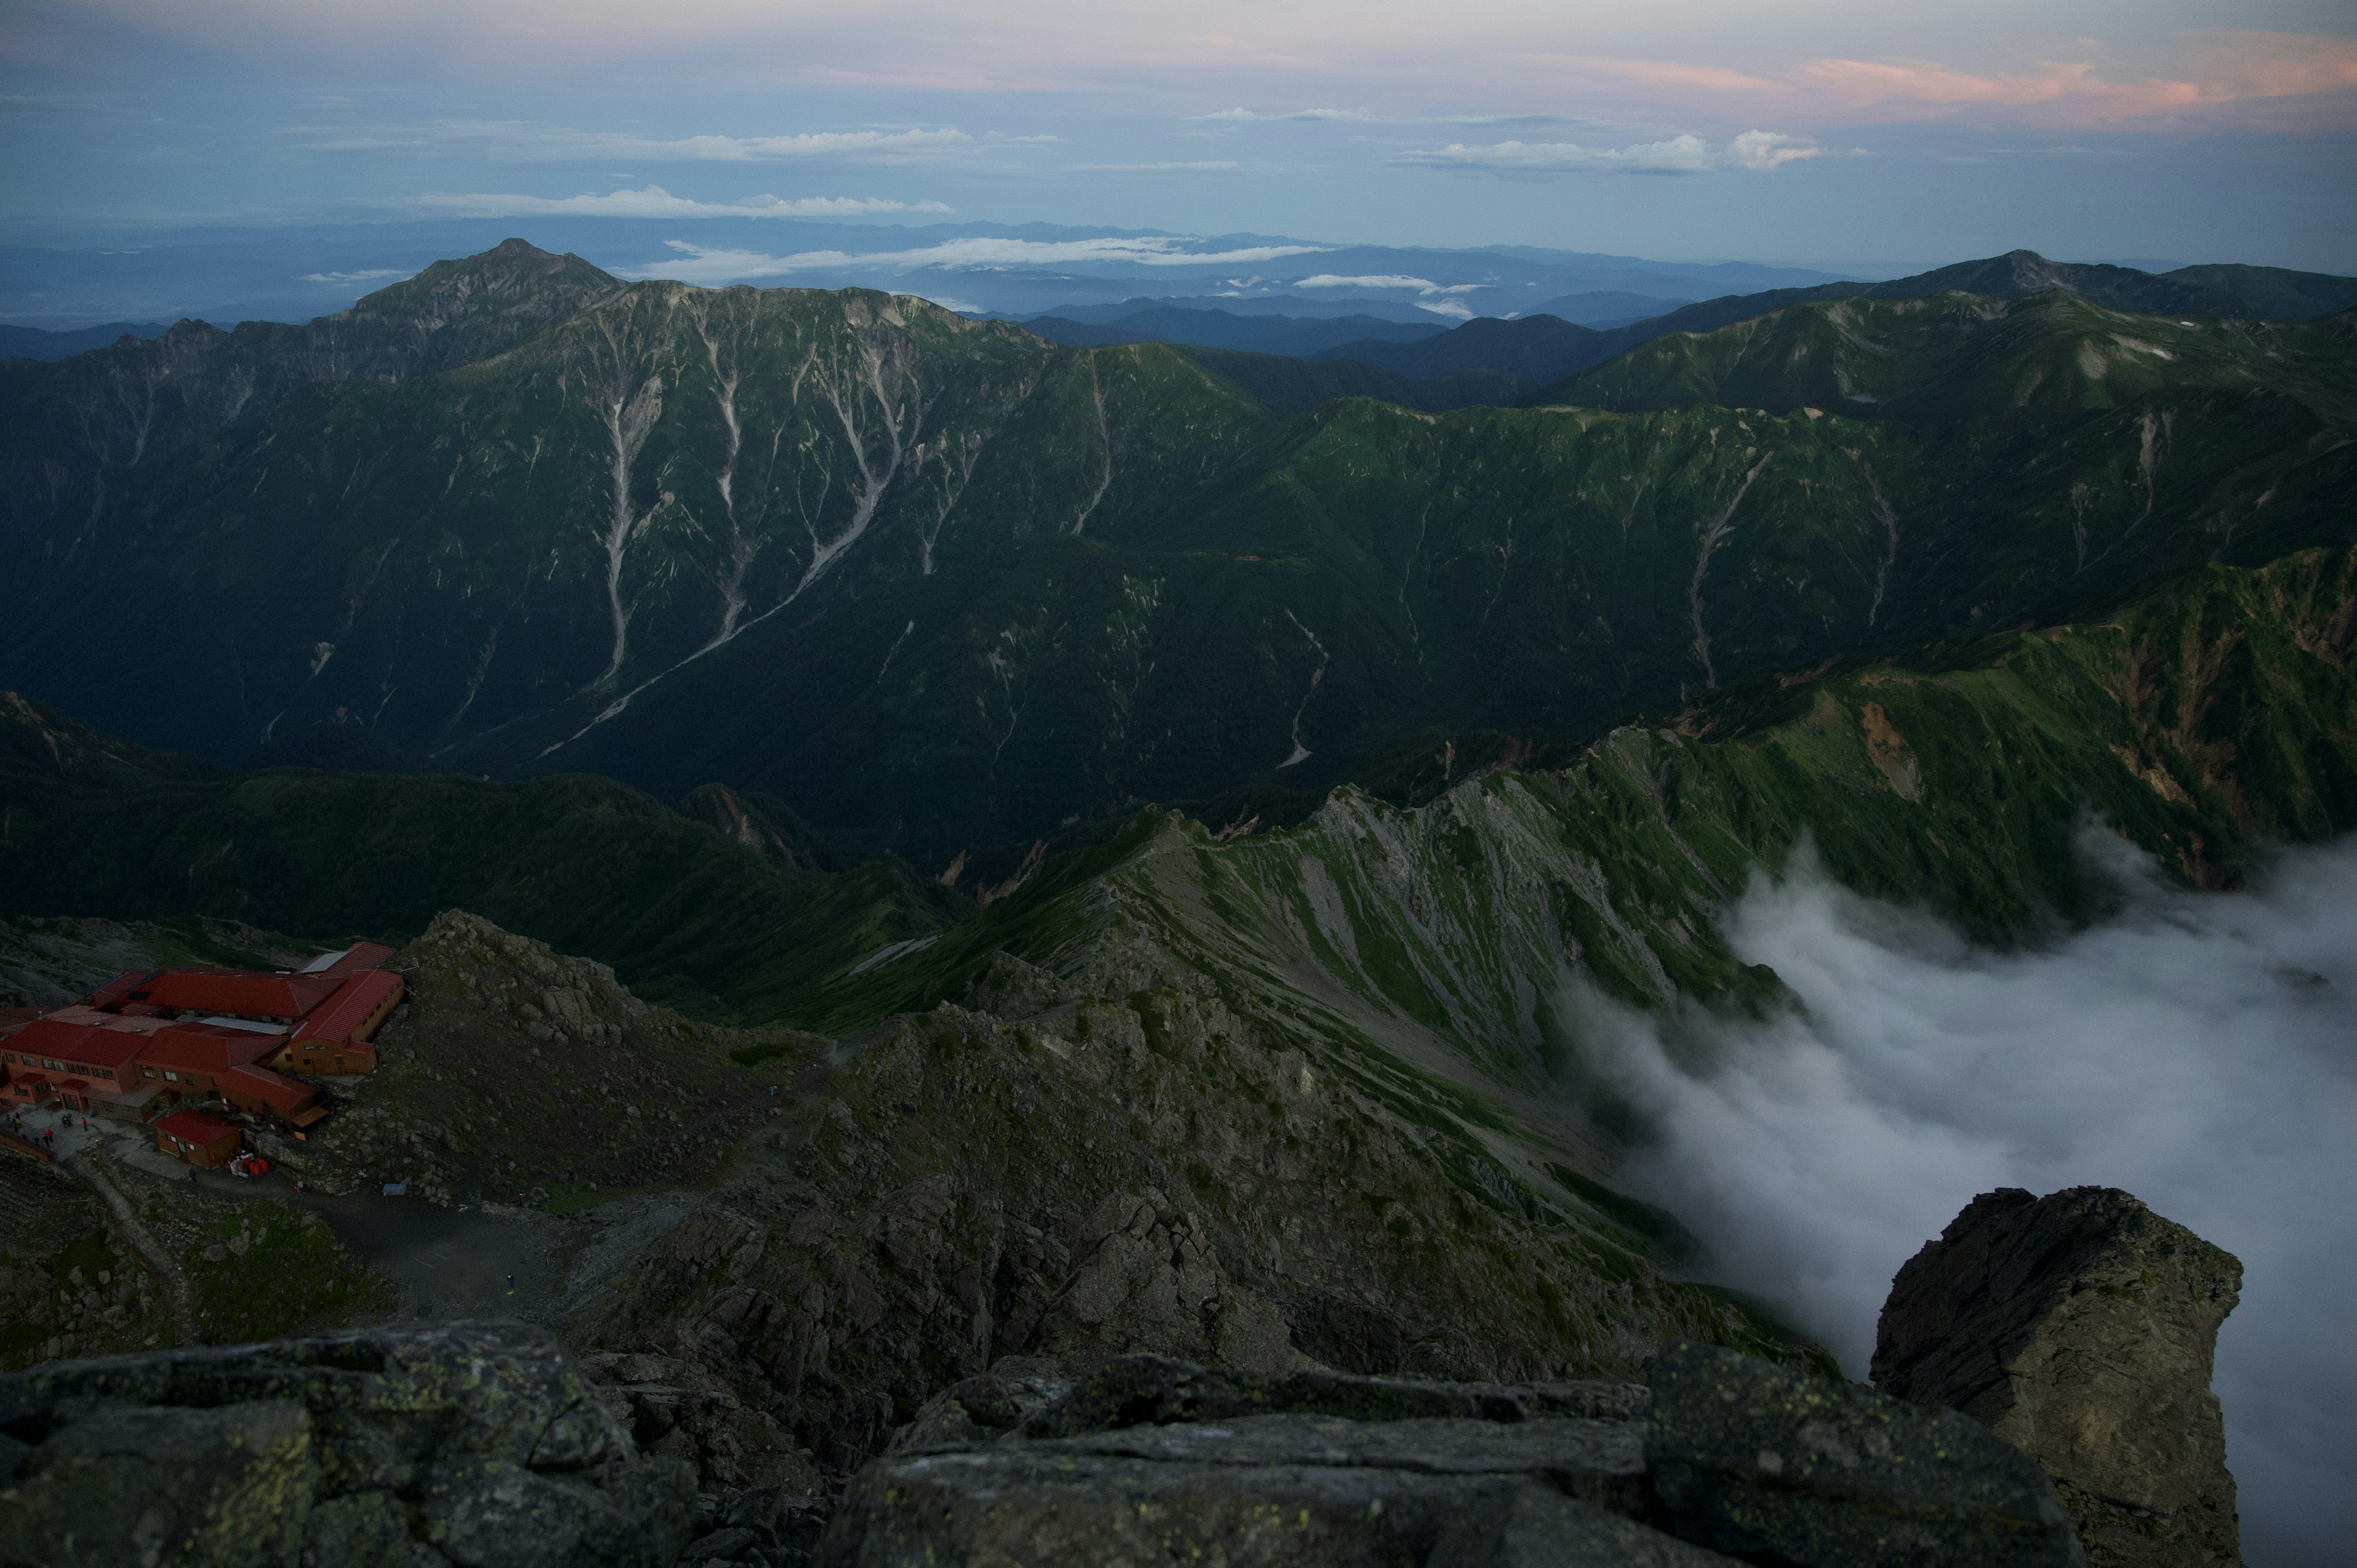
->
[1871,1187,2245,1568]
[0,1322,696,1568]
[1,1325,2087,1567]
[820,1346,2084,1566]
[1,1186,2250,1567]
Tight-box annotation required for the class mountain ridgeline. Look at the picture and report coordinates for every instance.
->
[1051,249,2357,412]
[6,543,2353,1046]
[5,235,2354,1563]
[1,239,2352,873]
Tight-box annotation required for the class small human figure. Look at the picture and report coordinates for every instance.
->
[506,1273,515,1292]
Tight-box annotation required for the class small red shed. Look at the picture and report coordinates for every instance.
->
[154,1108,242,1170]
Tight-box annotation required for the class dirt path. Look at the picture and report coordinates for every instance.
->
[261,1184,570,1321]
[65,1153,198,1345]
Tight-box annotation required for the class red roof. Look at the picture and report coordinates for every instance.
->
[303,942,397,978]
[7,1016,150,1071]
[137,1024,283,1075]
[154,1109,239,1145]
[39,1004,174,1033]
[220,1064,316,1114]
[294,970,403,1046]
[95,968,342,1019]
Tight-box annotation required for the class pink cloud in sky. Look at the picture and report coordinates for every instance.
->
[1562,57,1780,95]
[2196,30,2357,101]
[1795,57,2207,117]
[39,1,2357,138]
[1563,31,2357,128]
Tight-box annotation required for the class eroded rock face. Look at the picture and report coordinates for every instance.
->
[830,1353,1697,1568]
[580,1349,824,1497]
[0,1321,694,1568]
[963,949,1072,1022]
[1871,1187,2243,1567]
[1647,1341,2083,1567]
[568,986,1819,1481]
[818,1347,2083,1567]
[1037,1189,1295,1375]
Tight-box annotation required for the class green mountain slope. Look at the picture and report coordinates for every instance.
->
[2,549,2344,1385]
[1225,253,2356,409]
[1541,290,2357,428]
[0,692,964,1018]
[2161,263,2357,323]
[1022,308,1443,357]
[1177,345,1519,413]
[0,240,619,544]
[2,245,2351,864]
[770,547,2357,1056]
[1492,251,2357,396]
[1308,314,1606,384]
[8,545,2349,1054]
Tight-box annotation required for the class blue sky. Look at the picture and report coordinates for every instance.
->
[5,0,2353,271]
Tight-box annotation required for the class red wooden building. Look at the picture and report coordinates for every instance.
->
[154,1108,242,1169]
[1,942,400,1130]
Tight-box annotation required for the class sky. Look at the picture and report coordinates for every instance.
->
[1574,827,2357,1567]
[4,0,2355,271]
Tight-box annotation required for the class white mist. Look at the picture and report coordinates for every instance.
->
[1565,830,2357,1567]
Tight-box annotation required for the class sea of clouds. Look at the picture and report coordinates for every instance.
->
[1564,827,2357,1567]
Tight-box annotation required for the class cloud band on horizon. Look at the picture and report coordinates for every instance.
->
[625,233,1331,285]
[410,187,954,218]
[1395,130,1821,174]
[282,122,976,163]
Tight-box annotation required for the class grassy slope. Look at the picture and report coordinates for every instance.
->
[782,546,2357,1056]
[669,547,2348,1334]
[0,695,967,1020]
[0,550,2345,1400]
[7,544,2348,1038]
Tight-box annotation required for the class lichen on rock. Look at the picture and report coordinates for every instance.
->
[0,1320,695,1568]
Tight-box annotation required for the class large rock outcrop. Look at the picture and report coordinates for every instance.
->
[580,1348,824,1497]
[0,1321,695,1568]
[1871,1187,2243,1567]
[818,1346,2084,1566]
[567,987,1821,1478]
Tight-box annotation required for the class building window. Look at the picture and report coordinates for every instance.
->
[164,1071,178,1082]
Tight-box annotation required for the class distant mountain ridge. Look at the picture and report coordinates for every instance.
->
[1,239,2350,864]
[1310,314,1605,384]
[0,320,171,362]
[1171,347,1520,415]
[1021,308,1443,357]
[1523,290,1689,328]
[1,222,1854,334]
[0,238,621,516]
[1219,248,2357,409]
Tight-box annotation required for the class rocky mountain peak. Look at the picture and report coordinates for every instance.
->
[1873,1185,2244,1567]
[1891,250,2239,317]
[332,238,619,359]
